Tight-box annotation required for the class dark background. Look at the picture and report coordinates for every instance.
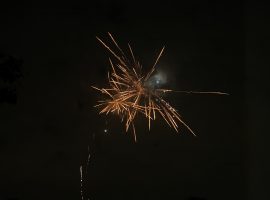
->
[0,1,269,200]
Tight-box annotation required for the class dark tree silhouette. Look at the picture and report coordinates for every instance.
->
[0,53,23,104]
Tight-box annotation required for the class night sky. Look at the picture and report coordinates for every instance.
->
[1,1,269,200]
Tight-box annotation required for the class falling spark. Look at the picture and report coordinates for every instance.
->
[80,166,84,200]
[86,145,91,174]
[92,33,228,142]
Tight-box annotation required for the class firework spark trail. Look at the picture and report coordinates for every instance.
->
[80,166,84,200]
[92,33,228,142]
[86,146,91,173]
[79,141,94,200]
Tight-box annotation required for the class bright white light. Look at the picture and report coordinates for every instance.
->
[145,70,167,88]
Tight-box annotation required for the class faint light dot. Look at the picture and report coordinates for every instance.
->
[104,129,108,133]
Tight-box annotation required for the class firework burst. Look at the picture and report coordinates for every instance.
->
[92,33,228,142]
